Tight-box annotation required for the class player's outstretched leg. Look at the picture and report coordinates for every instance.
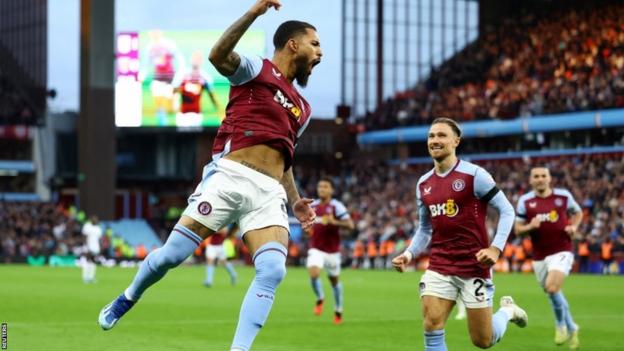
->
[231,242,287,351]
[224,261,238,286]
[330,278,343,324]
[205,262,215,287]
[308,265,325,315]
[490,296,528,345]
[311,277,324,315]
[98,224,202,330]
[548,291,568,344]
[550,291,579,349]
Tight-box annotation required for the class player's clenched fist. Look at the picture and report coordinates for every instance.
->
[475,246,501,266]
[249,0,282,16]
[392,252,413,273]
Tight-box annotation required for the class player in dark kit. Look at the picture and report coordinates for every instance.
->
[392,118,527,351]
[306,178,354,324]
[515,167,582,349]
[98,1,321,350]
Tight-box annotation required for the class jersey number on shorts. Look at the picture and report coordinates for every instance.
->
[473,278,485,300]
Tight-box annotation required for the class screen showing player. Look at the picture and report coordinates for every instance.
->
[115,29,265,128]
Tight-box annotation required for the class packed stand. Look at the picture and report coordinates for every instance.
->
[0,201,143,263]
[361,3,624,130]
[2,154,622,274]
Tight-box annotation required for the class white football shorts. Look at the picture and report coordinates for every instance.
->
[306,248,341,277]
[419,269,495,309]
[532,251,574,288]
[205,244,226,260]
[183,158,289,236]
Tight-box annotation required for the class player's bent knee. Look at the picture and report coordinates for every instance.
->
[256,259,287,286]
[423,319,445,331]
[471,337,493,349]
[308,268,321,278]
[545,285,560,294]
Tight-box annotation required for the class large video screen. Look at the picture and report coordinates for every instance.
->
[115,30,265,128]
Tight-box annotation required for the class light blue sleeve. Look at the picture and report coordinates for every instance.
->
[406,186,432,257]
[489,191,515,251]
[333,200,351,220]
[473,167,497,198]
[563,189,582,213]
[227,54,263,86]
[473,166,514,251]
[515,196,527,222]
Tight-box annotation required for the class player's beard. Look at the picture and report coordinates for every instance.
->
[294,55,310,88]
[429,147,450,163]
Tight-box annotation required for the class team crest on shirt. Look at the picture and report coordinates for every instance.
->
[554,198,563,207]
[452,179,465,192]
[197,201,212,216]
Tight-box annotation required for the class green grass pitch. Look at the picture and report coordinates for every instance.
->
[2,265,623,350]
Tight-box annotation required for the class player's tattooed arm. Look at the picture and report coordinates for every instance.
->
[280,167,300,207]
[209,0,281,76]
[281,167,316,229]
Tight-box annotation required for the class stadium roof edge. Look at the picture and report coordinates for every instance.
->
[357,109,624,145]
[387,145,624,166]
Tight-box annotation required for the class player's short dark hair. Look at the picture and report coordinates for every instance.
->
[318,177,334,188]
[432,117,462,137]
[273,20,317,50]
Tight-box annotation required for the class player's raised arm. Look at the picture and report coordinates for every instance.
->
[209,0,281,76]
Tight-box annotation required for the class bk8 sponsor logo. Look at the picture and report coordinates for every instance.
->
[535,210,559,223]
[429,199,459,217]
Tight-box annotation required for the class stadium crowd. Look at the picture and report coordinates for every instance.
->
[2,154,622,274]
[360,3,624,130]
[295,153,624,273]
[0,201,142,263]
